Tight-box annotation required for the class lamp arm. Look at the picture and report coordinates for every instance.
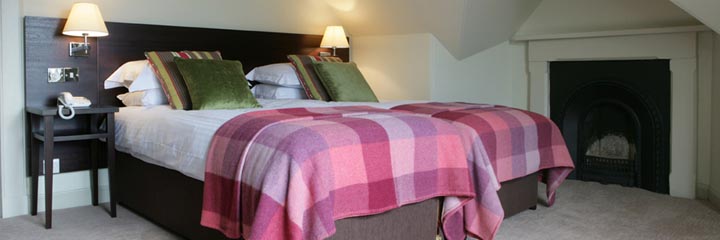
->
[83,33,89,54]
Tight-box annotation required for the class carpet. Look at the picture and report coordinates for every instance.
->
[496,180,720,240]
[0,180,718,239]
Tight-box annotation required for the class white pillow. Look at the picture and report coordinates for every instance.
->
[252,84,308,99]
[105,60,162,92]
[245,63,302,88]
[116,88,168,106]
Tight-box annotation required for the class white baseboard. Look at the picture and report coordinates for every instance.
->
[1,194,28,218]
[37,185,110,212]
[2,170,109,218]
[36,169,110,212]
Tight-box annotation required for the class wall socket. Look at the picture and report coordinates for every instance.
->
[42,158,60,174]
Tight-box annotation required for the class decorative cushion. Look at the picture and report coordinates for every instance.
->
[287,55,343,101]
[174,58,260,110]
[245,63,302,88]
[312,62,378,102]
[145,50,222,110]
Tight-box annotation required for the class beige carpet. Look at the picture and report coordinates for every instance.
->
[0,206,181,240]
[497,181,720,240]
[0,180,718,240]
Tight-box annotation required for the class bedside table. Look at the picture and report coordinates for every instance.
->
[26,106,119,229]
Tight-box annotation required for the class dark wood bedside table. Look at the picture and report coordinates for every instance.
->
[26,106,119,229]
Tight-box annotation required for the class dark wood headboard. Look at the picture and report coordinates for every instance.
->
[24,16,349,174]
[25,16,349,108]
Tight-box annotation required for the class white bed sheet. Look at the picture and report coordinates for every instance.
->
[115,99,423,181]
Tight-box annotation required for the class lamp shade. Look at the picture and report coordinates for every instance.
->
[62,3,108,37]
[320,26,349,48]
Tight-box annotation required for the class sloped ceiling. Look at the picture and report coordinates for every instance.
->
[324,0,541,60]
[516,0,701,36]
[671,0,720,34]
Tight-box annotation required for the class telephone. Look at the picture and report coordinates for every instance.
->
[57,92,91,120]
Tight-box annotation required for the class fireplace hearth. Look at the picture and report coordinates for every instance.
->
[550,60,670,194]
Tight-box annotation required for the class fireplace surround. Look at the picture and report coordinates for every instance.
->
[525,30,713,198]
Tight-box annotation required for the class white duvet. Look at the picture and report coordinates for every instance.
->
[115,99,423,181]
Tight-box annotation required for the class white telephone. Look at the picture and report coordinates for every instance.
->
[57,92,91,120]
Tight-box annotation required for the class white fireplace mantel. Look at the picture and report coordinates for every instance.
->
[527,31,709,199]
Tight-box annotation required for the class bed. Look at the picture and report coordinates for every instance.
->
[112,101,546,239]
[24,16,571,240]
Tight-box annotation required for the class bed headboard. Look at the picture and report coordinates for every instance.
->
[25,16,349,108]
[23,16,349,174]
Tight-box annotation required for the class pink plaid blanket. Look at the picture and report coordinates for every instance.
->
[392,102,575,207]
[200,106,480,240]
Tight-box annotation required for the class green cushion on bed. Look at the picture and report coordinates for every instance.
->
[312,62,378,102]
[175,58,261,110]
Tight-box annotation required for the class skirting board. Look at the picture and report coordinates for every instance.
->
[1,195,29,219]
[0,185,109,218]
[37,186,110,212]
[35,169,110,212]
[2,169,109,218]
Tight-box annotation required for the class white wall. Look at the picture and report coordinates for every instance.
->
[24,0,340,35]
[711,33,720,207]
[326,0,540,60]
[352,33,529,109]
[1,0,24,218]
[352,34,432,101]
[0,0,4,218]
[430,38,528,109]
[697,31,714,199]
[516,0,700,37]
[1,0,343,218]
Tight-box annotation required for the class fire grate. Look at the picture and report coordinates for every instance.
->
[582,156,635,186]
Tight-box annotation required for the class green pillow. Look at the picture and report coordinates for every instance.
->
[312,62,379,102]
[175,58,261,110]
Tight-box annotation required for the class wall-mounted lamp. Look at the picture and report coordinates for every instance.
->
[320,26,349,56]
[62,3,108,57]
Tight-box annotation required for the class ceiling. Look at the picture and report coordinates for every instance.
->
[670,0,720,34]
[323,0,712,60]
[324,0,541,60]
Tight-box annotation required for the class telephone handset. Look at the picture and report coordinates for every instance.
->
[57,92,91,120]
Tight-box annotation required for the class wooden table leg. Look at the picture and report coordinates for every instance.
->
[30,123,39,216]
[106,113,117,217]
[43,116,54,229]
[90,115,99,206]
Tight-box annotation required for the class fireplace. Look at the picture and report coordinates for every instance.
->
[550,60,670,194]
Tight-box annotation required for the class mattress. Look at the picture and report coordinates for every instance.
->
[114,99,423,180]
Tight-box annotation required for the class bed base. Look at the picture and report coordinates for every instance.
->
[117,151,536,240]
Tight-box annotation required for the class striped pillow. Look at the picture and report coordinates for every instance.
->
[287,55,343,101]
[145,51,223,110]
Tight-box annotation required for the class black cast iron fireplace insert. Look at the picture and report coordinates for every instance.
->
[550,60,670,194]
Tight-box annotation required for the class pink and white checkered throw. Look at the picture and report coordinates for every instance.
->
[393,102,575,207]
[200,106,481,240]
